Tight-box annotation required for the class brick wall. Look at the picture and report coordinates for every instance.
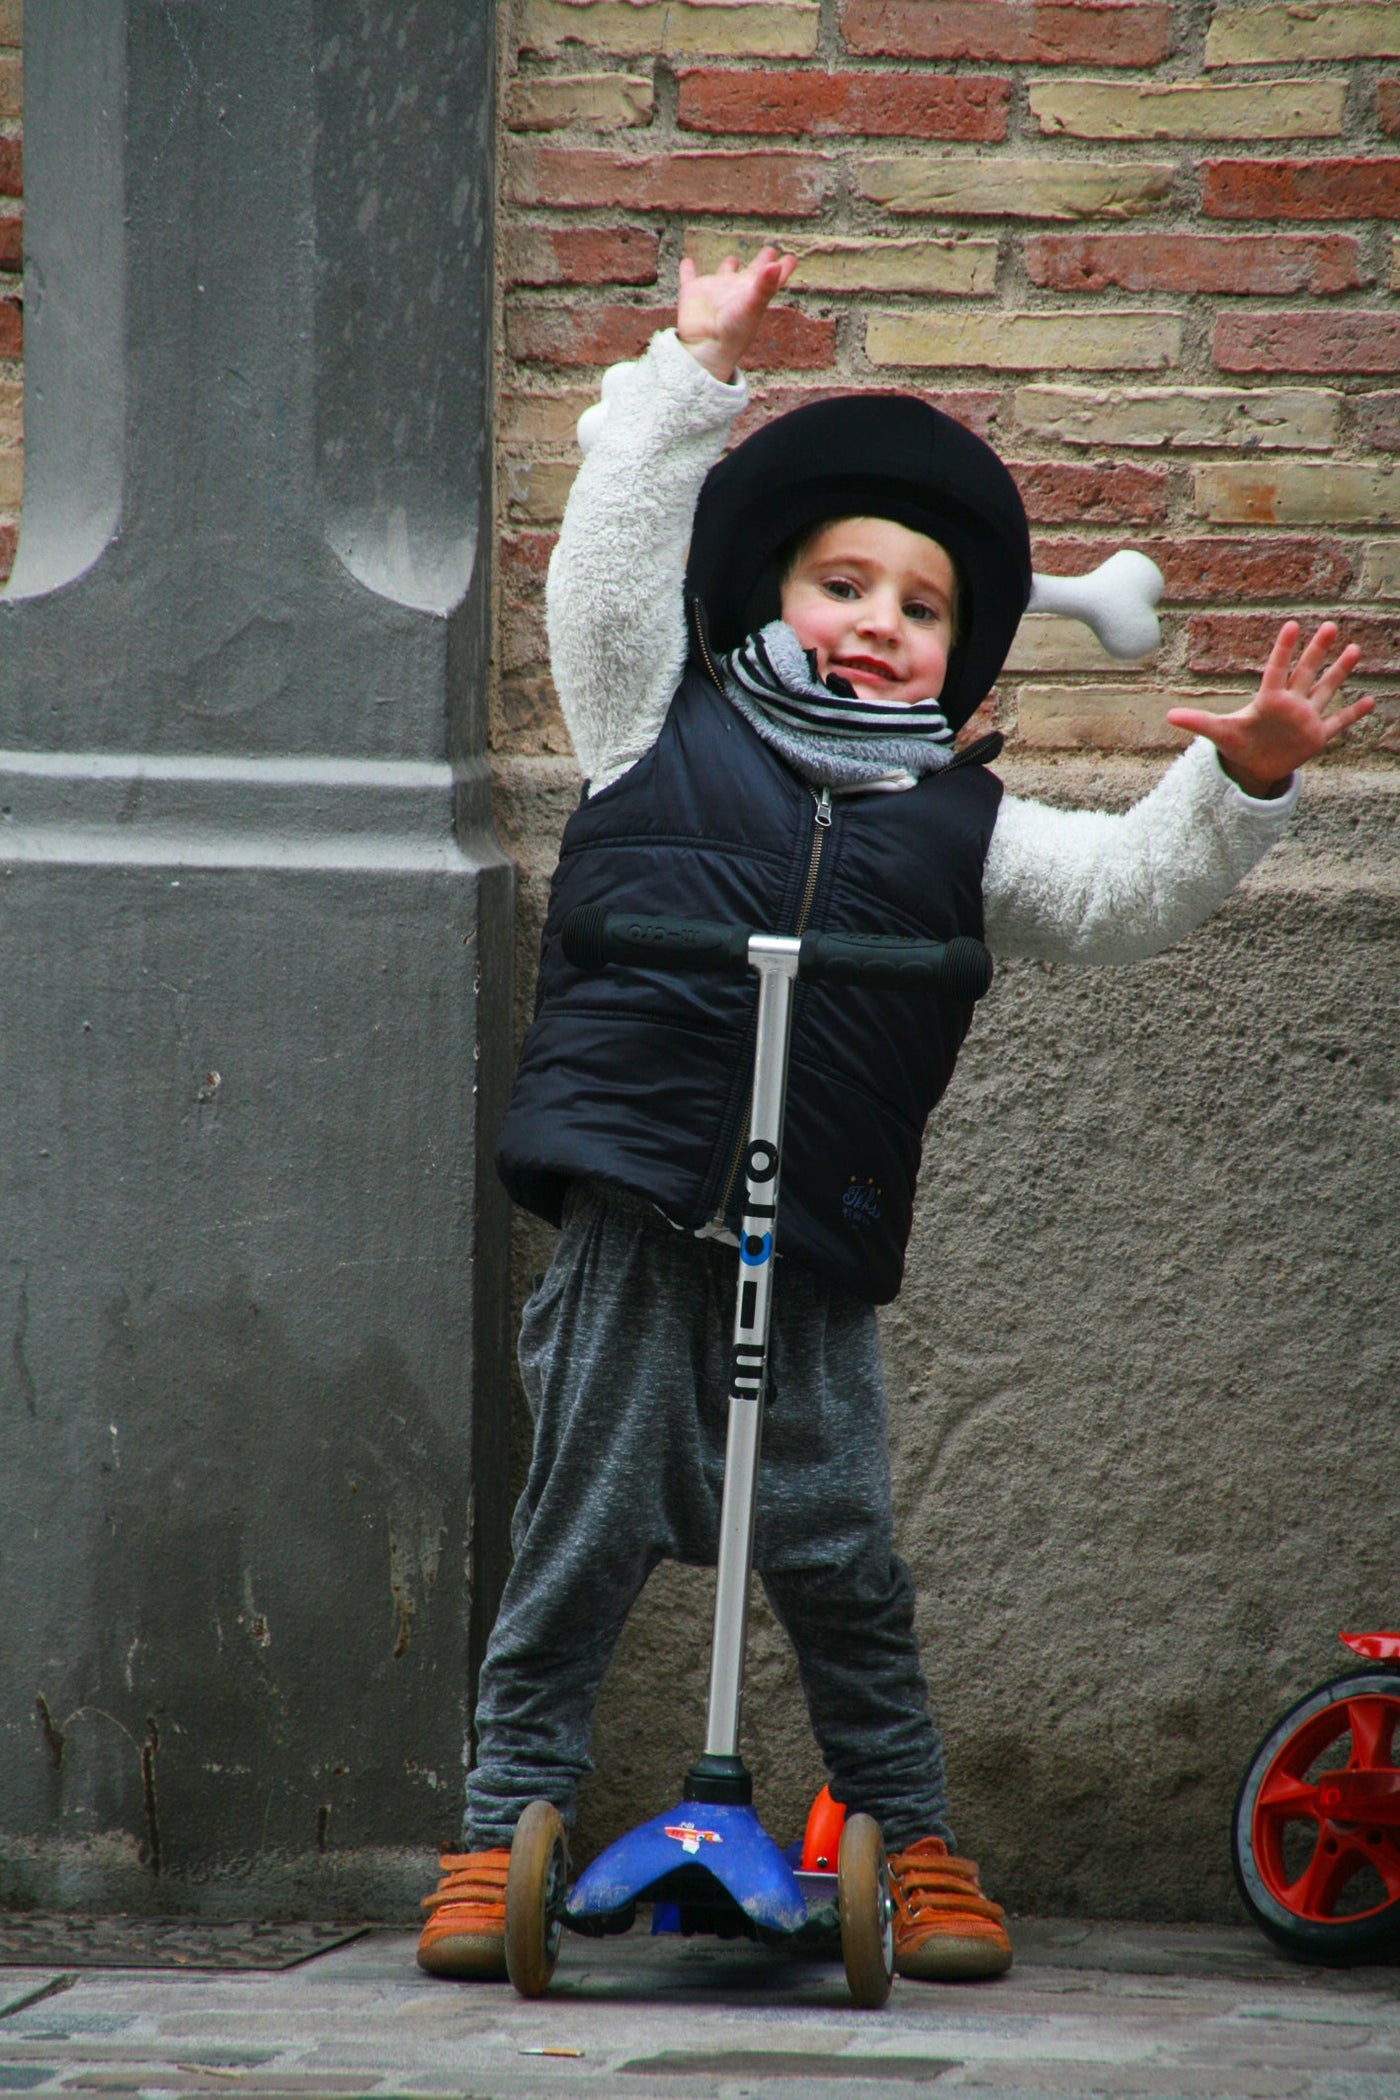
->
[495,0,1400,766]
[0,0,19,585]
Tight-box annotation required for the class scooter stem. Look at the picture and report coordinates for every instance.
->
[703,935,802,1761]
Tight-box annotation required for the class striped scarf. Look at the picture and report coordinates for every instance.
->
[717,620,955,792]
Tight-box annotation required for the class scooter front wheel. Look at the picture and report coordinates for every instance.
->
[838,1812,894,2008]
[505,1799,569,1997]
[1233,1667,1400,1964]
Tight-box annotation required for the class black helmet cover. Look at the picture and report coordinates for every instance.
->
[685,393,1032,731]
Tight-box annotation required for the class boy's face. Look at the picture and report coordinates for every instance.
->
[779,518,957,707]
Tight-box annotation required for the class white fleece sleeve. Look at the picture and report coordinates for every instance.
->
[983,736,1299,964]
[545,329,748,791]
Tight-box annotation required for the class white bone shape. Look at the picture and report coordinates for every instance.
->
[577,374,1165,659]
[1028,550,1164,660]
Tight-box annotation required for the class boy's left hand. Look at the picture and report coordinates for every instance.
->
[1166,620,1375,800]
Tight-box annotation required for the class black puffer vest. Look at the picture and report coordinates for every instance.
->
[496,665,1003,1305]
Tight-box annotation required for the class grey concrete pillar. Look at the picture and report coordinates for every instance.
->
[0,1,512,1913]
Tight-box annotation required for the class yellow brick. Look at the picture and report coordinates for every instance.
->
[506,72,654,130]
[1392,236,1400,294]
[1004,616,1143,675]
[0,377,19,443]
[1195,461,1400,525]
[1015,684,1238,751]
[1030,77,1344,140]
[1360,541,1400,598]
[686,230,997,294]
[1015,384,1341,450]
[868,310,1180,373]
[0,443,21,510]
[502,453,577,526]
[500,390,595,445]
[857,157,1174,221]
[518,0,819,59]
[1206,2,1400,64]
[0,1,19,49]
[0,50,19,120]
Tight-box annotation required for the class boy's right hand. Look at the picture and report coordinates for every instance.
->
[677,245,797,385]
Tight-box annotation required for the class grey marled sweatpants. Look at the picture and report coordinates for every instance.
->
[465,1183,952,1853]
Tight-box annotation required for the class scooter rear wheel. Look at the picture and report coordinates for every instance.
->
[838,1812,894,2008]
[1233,1667,1400,1964]
[505,1799,568,1997]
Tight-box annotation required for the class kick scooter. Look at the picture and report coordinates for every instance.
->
[1233,1630,1400,1963]
[500,906,995,2008]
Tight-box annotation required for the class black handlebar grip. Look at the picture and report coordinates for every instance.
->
[797,929,993,1000]
[562,907,754,975]
[562,908,994,999]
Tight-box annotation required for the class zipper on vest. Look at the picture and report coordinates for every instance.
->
[711,784,832,1230]
[690,595,725,693]
[797,784,832,924]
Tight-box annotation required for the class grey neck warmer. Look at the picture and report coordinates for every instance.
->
[717,620,956,792]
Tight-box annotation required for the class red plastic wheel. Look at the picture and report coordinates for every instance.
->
[1233,1668,1400,1963]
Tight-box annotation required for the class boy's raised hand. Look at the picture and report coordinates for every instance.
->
[677,245,797,385]
[1166,621,1375,800]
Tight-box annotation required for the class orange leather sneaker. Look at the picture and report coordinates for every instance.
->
[417,1848,511,1979]
[888,1834,1012,1980]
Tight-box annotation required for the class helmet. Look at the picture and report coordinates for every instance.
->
[684,393,1032,731]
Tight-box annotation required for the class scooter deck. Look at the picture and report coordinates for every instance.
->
[565,1800,829,1939]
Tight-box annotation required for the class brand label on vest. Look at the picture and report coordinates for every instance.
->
[843,1176,883,1228]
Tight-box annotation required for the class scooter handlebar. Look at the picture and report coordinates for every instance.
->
[562,908,993,1000]
[798,928,993,999]
[562,905,753,975]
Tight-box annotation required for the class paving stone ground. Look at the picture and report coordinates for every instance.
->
[1,1919,1398,2099]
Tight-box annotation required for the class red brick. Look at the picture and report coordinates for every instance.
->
[1189,612,1400,676]
[677,68,1008,139]
[507,301,836,369]
[0,293,19,357]
[505,223,659,288]
[1203,158,1400,221]
[1356,391,1400,449]
[1032,535,1353,602]
[0,208,17,271]
[731,384,1003,445]
[500,530,558,594]
[1024,232,1363,297]
[0,521,13,581]
[909,388,1003,443]
[840,0,1171,64]
[1012,461,1169,526]
[0,137,18,198]
[1215,310,1400,374]
[508,145,828,217]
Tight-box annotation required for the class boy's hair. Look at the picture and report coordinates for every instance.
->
[779,515,961,643]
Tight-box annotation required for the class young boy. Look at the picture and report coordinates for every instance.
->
[419,251,1372,1983]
